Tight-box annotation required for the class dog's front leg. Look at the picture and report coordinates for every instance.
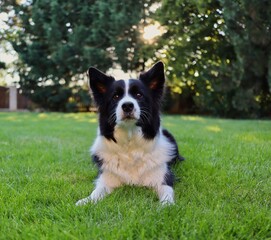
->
[76,171,122,206]
[75,185,110,206]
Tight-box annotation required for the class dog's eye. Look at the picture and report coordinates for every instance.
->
[113,94,120,100]
[136,92,143,99]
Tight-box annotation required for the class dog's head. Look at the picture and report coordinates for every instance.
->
[88,61,165,141]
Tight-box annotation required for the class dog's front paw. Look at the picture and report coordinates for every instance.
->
[160,196,175,206]
[76,188,107,206]
[158,185,175,205]
[75,197,91,206]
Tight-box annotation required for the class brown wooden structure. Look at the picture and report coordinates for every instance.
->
[0,86,32,110]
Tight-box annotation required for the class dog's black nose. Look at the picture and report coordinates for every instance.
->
[122,102,134,113]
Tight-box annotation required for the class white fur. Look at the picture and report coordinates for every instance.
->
[76,125,175,206]
[115,80,140,123]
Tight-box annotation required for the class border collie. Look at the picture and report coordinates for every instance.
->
[76,61,183,206]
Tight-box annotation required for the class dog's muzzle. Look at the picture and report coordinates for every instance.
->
[121,102,136,120]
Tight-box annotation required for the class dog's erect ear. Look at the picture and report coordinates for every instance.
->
[87,67,115,104]
[88,67,115,93]
[139,61,165,96]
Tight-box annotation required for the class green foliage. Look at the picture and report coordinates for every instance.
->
[0,112,271,238]
[155,0,236,115]
[7,0,150,111]
[3,0,271,116]
[219,0,271,117]
[155,0,271,118]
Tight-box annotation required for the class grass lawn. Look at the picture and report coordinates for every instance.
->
[0,112,270,239]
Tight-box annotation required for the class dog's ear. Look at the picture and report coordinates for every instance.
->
[139,61,165,97]
[87,67,115,104]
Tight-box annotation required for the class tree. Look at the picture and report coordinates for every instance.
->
[6,0,152,111]
[155,0,271,117]
[0,0,16,84]
[219,0,271,117]
[154,0,235,115]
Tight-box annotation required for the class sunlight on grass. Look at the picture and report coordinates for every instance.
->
[180,116,205,122]
[206,125,222,132]
[238,133,261,143]
[89,118,97,123]
[38,113,48,119]
[63,113,97,123]
[163,122,177,127]
[3,115,19,122]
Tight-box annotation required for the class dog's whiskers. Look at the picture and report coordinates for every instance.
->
[108,112,116,125]
[140,108,152,124]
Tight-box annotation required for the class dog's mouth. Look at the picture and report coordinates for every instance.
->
[122,112,137,121]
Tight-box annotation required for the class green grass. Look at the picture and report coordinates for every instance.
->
[0,112,270,239]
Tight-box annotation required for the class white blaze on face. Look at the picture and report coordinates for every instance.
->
[115,80,141,124]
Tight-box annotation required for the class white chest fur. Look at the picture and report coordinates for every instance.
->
[91,124,174,186]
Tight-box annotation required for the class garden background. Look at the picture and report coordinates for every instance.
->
[1,0,271,118]
[0,1,271,239]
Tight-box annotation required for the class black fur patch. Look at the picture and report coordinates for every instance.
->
[92,154,103,174]
[98,80,126,142]
[163,166,174,187]
[126,79,161,139]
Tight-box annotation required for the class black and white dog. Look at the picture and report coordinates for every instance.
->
[76,61,183,206]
